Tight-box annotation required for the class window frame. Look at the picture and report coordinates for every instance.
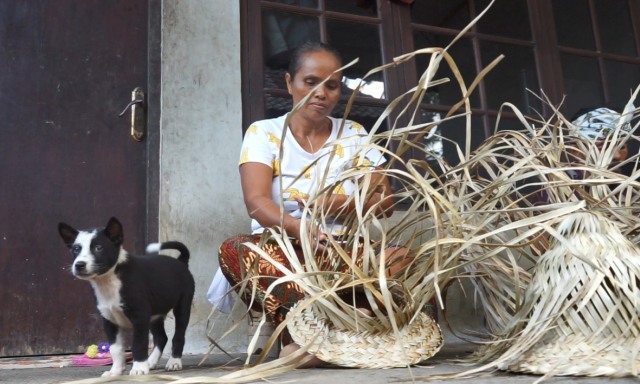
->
[241,0,640,148]
[241,0,408,131]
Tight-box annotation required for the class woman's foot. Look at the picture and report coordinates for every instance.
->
[279,343,326,368]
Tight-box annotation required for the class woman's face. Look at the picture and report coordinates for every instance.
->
[589,140,629,170]
[568,140,629,171]
[604,142,629,164]
[286,50,342,122]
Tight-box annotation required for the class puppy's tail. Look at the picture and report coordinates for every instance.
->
[146,241,190,265]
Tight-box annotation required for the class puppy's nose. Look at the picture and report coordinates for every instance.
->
[74,261,87,273]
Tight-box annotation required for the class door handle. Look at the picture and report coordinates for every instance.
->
[118,87,146,142]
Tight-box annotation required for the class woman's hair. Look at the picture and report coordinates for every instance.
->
[287,41,343,79]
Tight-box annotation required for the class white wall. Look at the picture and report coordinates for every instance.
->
[160,0,247,354]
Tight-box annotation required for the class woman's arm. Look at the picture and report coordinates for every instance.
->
[240,162,297,235]
[305,167,395,218]
[364,168,395,216]
[240,162,328,242]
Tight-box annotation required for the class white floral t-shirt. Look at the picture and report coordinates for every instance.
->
[239,113,386,235]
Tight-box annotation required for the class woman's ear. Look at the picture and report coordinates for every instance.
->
[285,72,293,95]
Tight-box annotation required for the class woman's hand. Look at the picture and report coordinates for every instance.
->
[295,180,394,218]
[305,223,329,250]
[292,197,329,247]
[295,194,348,217]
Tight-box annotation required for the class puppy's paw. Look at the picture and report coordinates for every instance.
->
[102,368,124,377]
[165,357,183,371]
[129,361,150,375]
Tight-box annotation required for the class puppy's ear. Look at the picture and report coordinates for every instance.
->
[104,217,124,246]
[58,223,78,247]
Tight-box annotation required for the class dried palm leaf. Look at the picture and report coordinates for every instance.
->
[404,89,640,382]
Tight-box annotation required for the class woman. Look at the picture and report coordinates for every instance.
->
[569,107,630,167]
[529,107,632,206]
[213,42,398,366]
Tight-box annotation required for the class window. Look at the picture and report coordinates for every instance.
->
[552,0,640,116]
[243,0,399,137]
[241,0,640,164]
[408,0,540,163]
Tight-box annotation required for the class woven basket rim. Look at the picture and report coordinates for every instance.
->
[286,300,443,368]
[502,336,640,376]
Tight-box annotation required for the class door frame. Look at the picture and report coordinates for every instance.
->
[146,0,161,243]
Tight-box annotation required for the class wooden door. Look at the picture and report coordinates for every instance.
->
[0,0,157,356]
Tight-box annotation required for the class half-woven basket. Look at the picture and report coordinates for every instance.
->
[286,300,443,368]
[496,211,640,377]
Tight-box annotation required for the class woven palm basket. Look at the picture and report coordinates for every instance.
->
[495,211,640,377]
[286,300,443,368]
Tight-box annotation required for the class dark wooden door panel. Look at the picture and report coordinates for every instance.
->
[0,0,150,356]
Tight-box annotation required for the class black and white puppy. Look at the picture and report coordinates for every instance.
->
[58,217,195,377]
